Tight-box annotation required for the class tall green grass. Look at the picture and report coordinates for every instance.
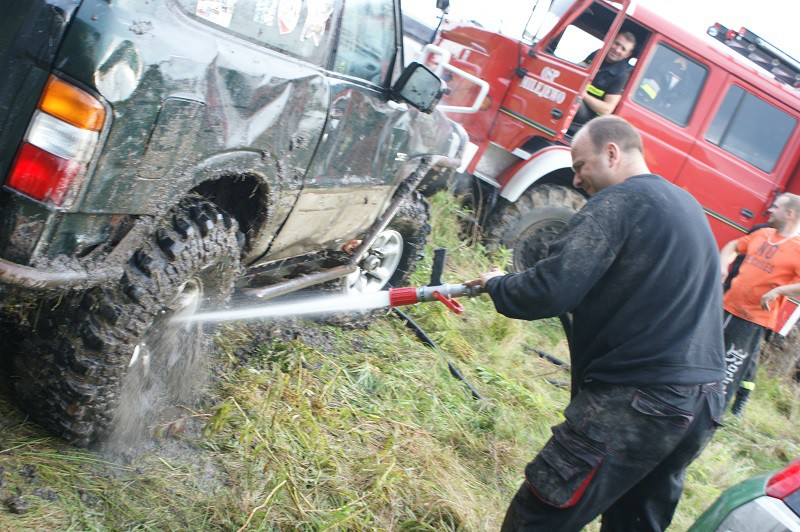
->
[0,192,798,530]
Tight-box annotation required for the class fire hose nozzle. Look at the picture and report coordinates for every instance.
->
[388,283,483,313]
[416,283,483,302]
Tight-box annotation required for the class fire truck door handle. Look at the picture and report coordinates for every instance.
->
[740,208,754,219]
[551,109,563,118]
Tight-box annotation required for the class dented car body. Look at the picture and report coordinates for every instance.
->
[0,0,465,445]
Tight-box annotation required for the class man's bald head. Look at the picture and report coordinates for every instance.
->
[571,116,649,195]
[577,115,644,156]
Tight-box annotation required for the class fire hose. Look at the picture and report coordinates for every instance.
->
[392,307,483,400]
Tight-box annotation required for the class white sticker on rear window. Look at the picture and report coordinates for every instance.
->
[253,0,278,26]
[196,0,238,27]
[276,0,302,34]
[301,0,334,46]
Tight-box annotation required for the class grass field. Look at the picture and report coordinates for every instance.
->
[0,192,798,530]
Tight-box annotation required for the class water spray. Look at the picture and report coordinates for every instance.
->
[170,248,489,400]
[173,248,484,324]
[173,281,483,324]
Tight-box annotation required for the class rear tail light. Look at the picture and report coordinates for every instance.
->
[26,111,99,162]
[5,75,106,207]
[39,76,105,131]
[766,457,800,499]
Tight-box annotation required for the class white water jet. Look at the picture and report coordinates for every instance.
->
[173,291,392,324]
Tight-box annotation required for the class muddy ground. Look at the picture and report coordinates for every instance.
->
[0,315,351,518]
[0,311,797,524]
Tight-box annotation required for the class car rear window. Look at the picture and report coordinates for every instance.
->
[705,85,796,173]
[176,0,337,65]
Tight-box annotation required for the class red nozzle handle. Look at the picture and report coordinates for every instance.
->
[432,290,465,314]
[389,286,419,307]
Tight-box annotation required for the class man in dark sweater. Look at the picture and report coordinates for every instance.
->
[469,116,725,531]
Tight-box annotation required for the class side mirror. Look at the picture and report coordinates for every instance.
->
[392,62,443,113]
[436,0,450,10]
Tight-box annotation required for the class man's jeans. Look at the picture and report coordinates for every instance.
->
[501,381,724,532]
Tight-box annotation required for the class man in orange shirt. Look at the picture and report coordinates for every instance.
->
[719,193,800,414]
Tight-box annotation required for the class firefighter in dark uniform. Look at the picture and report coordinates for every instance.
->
[571,31,636,130]
[469,116,725,531]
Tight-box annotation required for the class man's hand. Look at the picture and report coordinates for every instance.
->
[719,239,740,282]
[760,282,800,311]
[466,267,506,289]
[761,288,780,311]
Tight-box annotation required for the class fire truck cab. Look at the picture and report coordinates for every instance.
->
[426,0,800,334]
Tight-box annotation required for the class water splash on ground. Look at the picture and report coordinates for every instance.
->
[174,291,392,324]
[102,308,210,460]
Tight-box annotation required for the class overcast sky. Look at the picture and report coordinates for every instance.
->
[642,0,800,59]
[403,0,800,61]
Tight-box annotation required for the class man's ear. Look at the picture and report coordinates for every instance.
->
[606,142,621,167]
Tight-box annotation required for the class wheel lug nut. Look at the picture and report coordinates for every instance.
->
[364,257,381,272]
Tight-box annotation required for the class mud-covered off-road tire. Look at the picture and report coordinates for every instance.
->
[14,197,242,448]
[322,192,430,327]
[487,184,586,272]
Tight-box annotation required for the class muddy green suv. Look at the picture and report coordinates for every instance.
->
[0,0,464,446]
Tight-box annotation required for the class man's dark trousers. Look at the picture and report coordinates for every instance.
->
[501,382,724,531]
[721,312,765,407]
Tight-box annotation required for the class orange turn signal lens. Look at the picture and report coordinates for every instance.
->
[38,75,105,132]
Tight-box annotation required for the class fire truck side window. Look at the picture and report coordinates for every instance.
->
[706,85,797,173]
[633,45,707,126]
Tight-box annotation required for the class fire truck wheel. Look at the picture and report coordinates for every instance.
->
[322,192,430,327]
[487,184,586,272]
[13,197,242,448]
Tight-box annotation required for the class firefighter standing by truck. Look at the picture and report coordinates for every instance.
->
[718,193,800,415]
[469,116,725,531]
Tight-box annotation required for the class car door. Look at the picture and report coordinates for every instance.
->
[267,0,412,259]
[674,81,799,246]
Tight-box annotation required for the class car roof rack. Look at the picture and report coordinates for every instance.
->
[707,23,800,88]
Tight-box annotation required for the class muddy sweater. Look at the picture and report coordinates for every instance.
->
[486,174,725,390]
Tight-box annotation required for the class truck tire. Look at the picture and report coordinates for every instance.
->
[14,197,242,447]
[487,184,586,272]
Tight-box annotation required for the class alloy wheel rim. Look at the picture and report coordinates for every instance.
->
[346,229,404,294]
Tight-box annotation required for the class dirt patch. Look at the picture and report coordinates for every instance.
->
[762,326,800,381]
[219,316,372,367]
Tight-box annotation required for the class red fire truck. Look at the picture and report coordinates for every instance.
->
[419,0,800,334]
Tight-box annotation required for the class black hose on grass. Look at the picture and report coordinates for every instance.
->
[521,343,571,389]
[521,343,571,369]
[392,307,483,400]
